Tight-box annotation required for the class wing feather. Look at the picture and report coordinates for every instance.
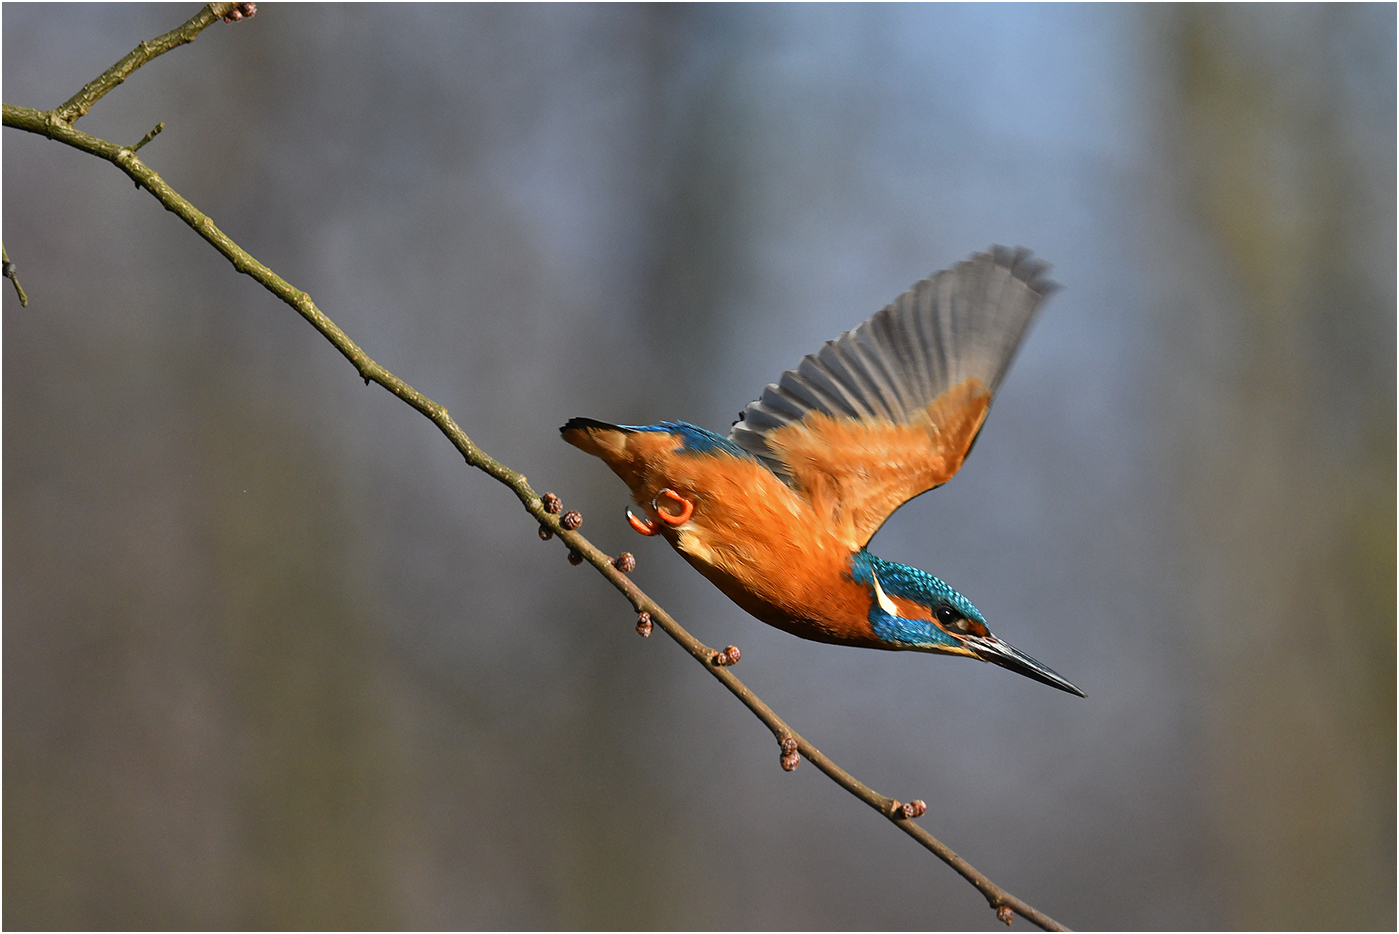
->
[728,246,1055,547]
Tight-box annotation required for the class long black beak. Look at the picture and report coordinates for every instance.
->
[965,634,1086,697]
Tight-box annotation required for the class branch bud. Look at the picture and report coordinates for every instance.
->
[222,3,257,22]
[712,645,741,666]
[778,734,799,771]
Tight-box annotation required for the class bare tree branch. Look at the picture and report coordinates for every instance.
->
[2,8,1071,930]
[52,3,233,125]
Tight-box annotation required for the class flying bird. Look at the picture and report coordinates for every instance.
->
[562,247,1084,696]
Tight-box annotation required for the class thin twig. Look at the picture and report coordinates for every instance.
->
[3,244,29,307]
[52,4,237,125]
[2,9,1072,931]
[131,121,164,153]
[2,244,28,306]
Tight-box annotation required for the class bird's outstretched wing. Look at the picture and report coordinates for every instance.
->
[728,246,1055,550]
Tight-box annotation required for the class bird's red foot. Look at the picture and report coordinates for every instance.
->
[653,488,694,526]
[626,507,659,536]
[626,489,694,536]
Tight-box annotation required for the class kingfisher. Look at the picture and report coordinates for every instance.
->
[562,247,1084,696]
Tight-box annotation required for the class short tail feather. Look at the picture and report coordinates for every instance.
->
[560,416,627,437]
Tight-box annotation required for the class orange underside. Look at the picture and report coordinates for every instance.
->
[564,424,879,645]
[563,381,990,648]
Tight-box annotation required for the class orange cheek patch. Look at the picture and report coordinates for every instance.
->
[888,593,934,622]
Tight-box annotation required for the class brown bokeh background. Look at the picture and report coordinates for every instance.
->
[5,4,1394,929]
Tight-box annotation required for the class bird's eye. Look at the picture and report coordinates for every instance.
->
[935,606,968,632]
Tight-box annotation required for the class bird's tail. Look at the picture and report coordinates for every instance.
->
[562,416,648,471]
[560,416,630,454]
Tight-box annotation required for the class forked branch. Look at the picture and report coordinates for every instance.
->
[2,6,1070,930]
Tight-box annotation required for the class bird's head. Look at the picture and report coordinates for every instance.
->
[850,551,1085,697]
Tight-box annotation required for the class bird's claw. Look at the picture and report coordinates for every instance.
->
[626,488,694,536]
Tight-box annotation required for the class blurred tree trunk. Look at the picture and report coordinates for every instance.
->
[1160,6,1396,927]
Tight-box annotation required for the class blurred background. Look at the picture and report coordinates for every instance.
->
[4,4,1393,929]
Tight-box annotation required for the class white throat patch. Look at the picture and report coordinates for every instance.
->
[870,569,900,618]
